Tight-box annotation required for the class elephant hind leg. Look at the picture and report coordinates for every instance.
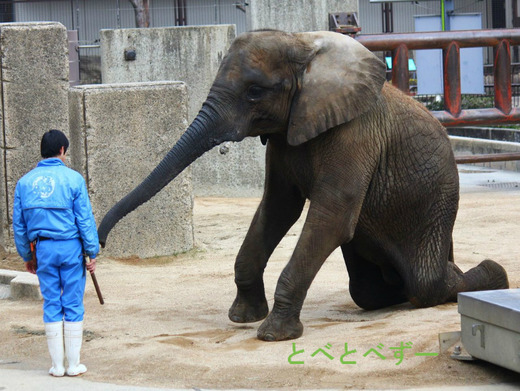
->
[341,245,407,310]
[408,259,509,308]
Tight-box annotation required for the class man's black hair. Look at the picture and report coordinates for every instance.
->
[41,129,69,158]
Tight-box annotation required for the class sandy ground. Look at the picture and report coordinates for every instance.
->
[2,181,520,389]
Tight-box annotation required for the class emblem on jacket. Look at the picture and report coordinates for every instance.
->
[32,176,55,199]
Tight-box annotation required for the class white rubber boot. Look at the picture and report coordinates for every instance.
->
[64,321,87,376]
[44,321,65,377]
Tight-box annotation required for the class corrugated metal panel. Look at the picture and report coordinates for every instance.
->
[76,0,123,43]
[358,1,381,34]
[13,0,246,40]
[14,0,115,43]
[14,2,50,23]
[359,0,440,34]
[186,0,219,26]
[184,0,246,33]
[392,1,441,33]
[15,1,73,29]
[146,0,246,31]
[219,0,247,34]
[150,0,177,27]
[10,0,492,41]
[453,0,489,17]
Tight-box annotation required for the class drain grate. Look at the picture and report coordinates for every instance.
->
[480,182,520,189]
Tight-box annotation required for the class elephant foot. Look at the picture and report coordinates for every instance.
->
[228,291,268,323]
[257,311,303,341]
[442,259,509,303]
[471,259,509,290]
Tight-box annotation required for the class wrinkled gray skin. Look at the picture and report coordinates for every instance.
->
[98,30,509,341]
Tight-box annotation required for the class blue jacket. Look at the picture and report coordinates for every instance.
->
[12,158,99,261]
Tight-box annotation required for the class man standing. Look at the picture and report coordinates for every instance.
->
[12,129,99,377]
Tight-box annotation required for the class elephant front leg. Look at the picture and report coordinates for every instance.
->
[257,209,350,341]
[256,267,306,340]
[229,188,306,324]
[230,230,271,323]
[229,273,269,324]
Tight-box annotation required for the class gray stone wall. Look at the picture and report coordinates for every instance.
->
[69,82,194,258]
[247,0,358,32]
[0,22,69,253]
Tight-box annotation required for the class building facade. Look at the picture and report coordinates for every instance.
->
[7,1,513,44]
[2,0,515,84]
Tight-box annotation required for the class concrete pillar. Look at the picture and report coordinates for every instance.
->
[100,25,235,122]
[69,81,194,258]
[247,0,358,32]
[0,22,69,253]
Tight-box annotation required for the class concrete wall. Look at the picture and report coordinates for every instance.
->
[100,25,235,122]
[0,22,69,253]
[99,25,265,197]
[449,127,520,144]
[451,136,520,172]
[69,82,194,258]
[247,0,358,32]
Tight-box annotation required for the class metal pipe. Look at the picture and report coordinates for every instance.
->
[392,44,409,92]
[356,29,520,51]
[443,42,461,117]
[116,0,121,29]
[455,152,520,164]
[78,45,101,49]
[441,0,445,31]
[433,108,520,126]
[70,0,75,30]
[494,40,512,114]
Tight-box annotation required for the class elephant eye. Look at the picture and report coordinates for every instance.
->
[246,85,266,102]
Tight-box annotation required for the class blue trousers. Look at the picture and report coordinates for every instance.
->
[36,238,86,323]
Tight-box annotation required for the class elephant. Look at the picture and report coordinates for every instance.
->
[98,30,509,341]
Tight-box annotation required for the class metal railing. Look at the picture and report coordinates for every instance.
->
[356,29,520,163]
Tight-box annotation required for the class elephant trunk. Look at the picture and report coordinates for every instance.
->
[97,103,223,247]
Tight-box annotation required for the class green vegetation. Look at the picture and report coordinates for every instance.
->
[416,94,495,111]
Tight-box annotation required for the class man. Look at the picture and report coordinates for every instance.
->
[12,129,99,377]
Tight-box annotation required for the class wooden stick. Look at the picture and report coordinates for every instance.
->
[90,271,104,305]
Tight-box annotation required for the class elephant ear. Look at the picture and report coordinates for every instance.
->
[287,32,386,146]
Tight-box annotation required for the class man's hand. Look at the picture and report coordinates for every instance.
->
[86,257,96,273]
[25,260,37,274]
